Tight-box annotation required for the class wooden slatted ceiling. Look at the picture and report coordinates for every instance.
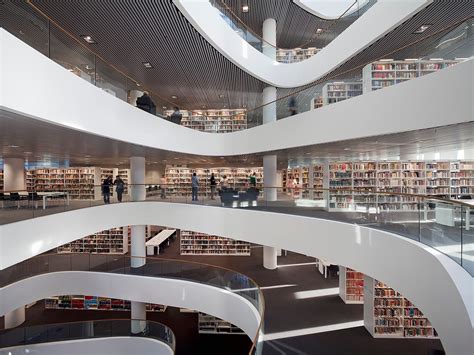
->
[3,0,473,116]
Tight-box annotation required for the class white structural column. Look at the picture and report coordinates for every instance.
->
[129,157,146,332]
[4,306,25,329]
[262,18,278,270]
[3,158,25,191]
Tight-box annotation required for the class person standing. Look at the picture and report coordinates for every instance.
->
[169,107,183,125]
[136,91,156,114]
[209,173,217,200]
[288,96,298,116]
[249,172,257,187]
[102,175,113,204]
[191,172,199,201]
[113,175,125,202]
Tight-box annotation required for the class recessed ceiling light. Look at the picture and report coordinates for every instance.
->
[81,35,97,44]
[344,148,351,151]
[142,62,154,69]
[171,95,178,99]
[218,94,224,98]
[405,58,419,61]
[162,106,167,109]
[413,24,431,34]
[316,28,323,33]
[379,59,393,62]
[136,83,141,87]
[429,58,443,61]
[242,5,249,12]
[8,145,19,148]
[24,151,32,154]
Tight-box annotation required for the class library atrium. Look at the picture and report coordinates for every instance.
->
[0,1,473,354]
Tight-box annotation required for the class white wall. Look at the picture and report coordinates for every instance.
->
[0,202,472,355]
[0,271,261,340]
[0,337,173,355]
[172,0,430,87]
[1,28,472,157]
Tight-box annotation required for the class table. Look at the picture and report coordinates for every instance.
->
[18,191,70,210]
[146,229,176,255]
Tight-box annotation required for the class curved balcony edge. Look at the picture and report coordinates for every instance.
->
[0,201,472,355]
[0,319,175,355]
[1,28,472,157]
[0,337,174,355]
[171,0,430,87]
[0,271,261,343]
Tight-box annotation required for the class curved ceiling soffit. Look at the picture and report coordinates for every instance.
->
[172,0,431,88]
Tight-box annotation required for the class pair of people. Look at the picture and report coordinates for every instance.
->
[102,175,125,204]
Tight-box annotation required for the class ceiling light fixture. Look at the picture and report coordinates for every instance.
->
[8,145,19,148]
[81,35,97,44]
[379,59,394,62]
[242,5,249,12]
[142,62,154,69]
[413,24,431,34]
[171,95,178,99]
[162,106,167,109]
[316,28,323,33]
[218,94,224,98]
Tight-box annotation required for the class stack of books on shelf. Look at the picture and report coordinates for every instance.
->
[180,230,250,256]
[57,227,127,254]
[282,165,324,200]
[339,266,364,303]
[362,59,462,93]
[365,277,437,338]
[45,296,166,312]
[198,313,244,334]
[276,47,319,63]
[322,82,363,105]
[165,109,247,133]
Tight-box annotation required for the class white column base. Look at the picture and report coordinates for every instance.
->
[4,306,25,329]
[263,246,278,270]
[131,225,146,268]
[131,301,146,334]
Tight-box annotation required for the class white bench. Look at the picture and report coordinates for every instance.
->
[146,229,176,255]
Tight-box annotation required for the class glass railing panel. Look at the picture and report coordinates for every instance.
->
[95,57,128,102]
[49,25,96,84]
[0,320,176,351]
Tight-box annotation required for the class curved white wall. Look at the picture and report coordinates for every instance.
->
[0,202,472,355]
[0,337,173,355]
[1,29,473,157]
[0,271,260,340]
[293,0,371,20]
[172,0,430,87]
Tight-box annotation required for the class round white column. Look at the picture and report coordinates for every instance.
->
[131,225,146,268]
[4,306,25,329]
[131,301,147,334]
[263,246,278,270]
[262,18,276,60]
[263,155,277,201]
[262,86,277,125]
[130,157,146,202]
[4,158,25,191]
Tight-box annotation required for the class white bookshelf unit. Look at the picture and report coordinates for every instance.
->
[180,230,250,256]
[322,82,363,105]
[364,276,437,338]
[282,165,324,200]
[57,227,128,254]
[276,47,319,63]
[165,109,247,133]
[198,313,244,334]
[45,296,166,312]
[339,266,364,304]
[310,96,323,110]
[0,170,3,191]
[164,166,263,197]
[328,160,474,211]
[362,59,462,93]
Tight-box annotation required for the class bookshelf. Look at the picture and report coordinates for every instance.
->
[364,277,438,338]
[282,165,324,200]
[27,167,102,200]
[362,59,462,93]
[165,109,247,133]
[0,170,3,191]
[45,296,166,312]
[310,96,323,110]
[276,47,319,63]
[329,160,474,211]
[322,82,363,105]
[180,230,251,256]
[339,266,364,304]
[164,166,263,198]
[57,227,128,254]
[198,313,244,334]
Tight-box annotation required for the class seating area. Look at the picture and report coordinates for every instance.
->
[219,188,259,207]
